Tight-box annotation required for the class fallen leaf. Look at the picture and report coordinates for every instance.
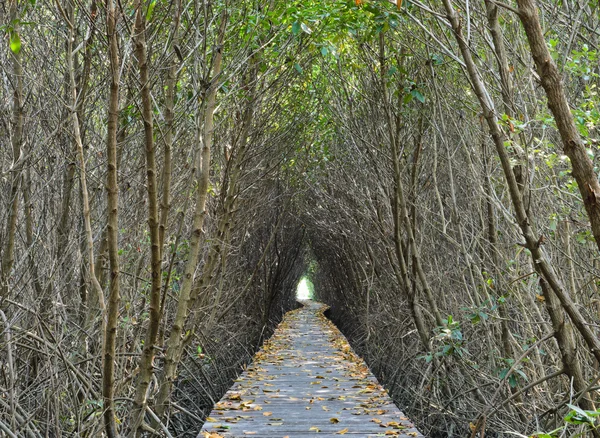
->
[336,429,349,435]
[309,426,321,432]
[330,417,340,424]
[263,412,272,417]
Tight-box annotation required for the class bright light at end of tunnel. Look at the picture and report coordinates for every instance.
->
[296,278,311,300]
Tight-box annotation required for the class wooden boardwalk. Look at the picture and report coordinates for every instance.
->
[200,301,424,437]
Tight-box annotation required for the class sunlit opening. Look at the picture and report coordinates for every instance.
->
[296,277,313,300]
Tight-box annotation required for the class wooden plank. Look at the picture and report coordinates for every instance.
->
[200,301,424,438]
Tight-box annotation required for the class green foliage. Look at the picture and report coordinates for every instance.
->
[419,315,467,363]
[9,30,21,54]
[495,358,528,389]
[528,405,600,437]
[145,0,157,21]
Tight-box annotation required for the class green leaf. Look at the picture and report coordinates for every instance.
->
[441,344,454,355]
[411,89,425,103]
[294,63,303,74]
[515,368,528,381]
[146,0,157,21]
[321,46,329,56]
[10,31,21,55]
[292,21,301,35]
[417,353,433,363]
[431,53,443,65]
[564,406,593,425]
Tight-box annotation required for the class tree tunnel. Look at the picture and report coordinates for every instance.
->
[1,0,600,437]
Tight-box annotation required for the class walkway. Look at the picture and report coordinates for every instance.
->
[200,301,424,437]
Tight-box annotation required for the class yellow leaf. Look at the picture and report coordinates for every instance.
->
[336,428,349,434]
[536,294,545,302]
[263,412,272,417]
[397,0,403,8]
[330,417,340,424]
[386,421,405,429]
[310,426,321,432]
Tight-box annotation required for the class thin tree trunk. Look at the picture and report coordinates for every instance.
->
[103,0,121,435]
[158,0,181,256]
[65,8,106,321]
[154,14,227,419]
[1,0,24,303]
[379,33,444,329]
[517,0,600,254]
[130,0,163,432]
[540,278,594,410]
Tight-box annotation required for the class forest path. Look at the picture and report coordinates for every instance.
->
[200,301,424,438]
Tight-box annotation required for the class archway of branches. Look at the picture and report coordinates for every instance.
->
[1,0,599,437]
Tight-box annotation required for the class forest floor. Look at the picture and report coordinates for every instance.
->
[200,301,423,437]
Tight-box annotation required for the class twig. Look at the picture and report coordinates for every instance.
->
[145,407,175,438]
[0,309,16,431]
[0,419,18,438]
[471,332,555,435]
[491,368,564,414]
[489,0,521,15]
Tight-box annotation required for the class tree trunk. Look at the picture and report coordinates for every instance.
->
[130,0,163,432]
[517,0,600,254]
[103,0,122,435]
[154,14,226,419]
[1,0,24,303]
